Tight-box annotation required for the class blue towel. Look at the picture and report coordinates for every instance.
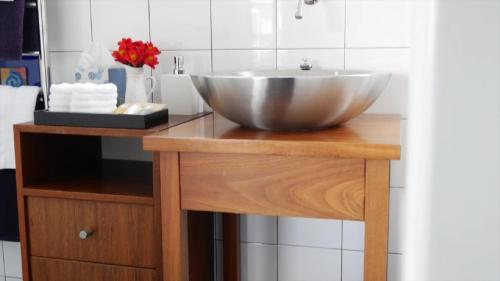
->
[0,0,26,60]
[0,169,19,241]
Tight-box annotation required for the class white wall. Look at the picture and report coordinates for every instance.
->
[0,1,413,280]
[404,0,500,280]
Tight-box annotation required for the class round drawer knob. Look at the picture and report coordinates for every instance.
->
[79,229,93,240]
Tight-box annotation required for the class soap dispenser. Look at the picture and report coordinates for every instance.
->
[160,56,205,114]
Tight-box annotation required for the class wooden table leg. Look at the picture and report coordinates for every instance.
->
[161,152,189,281]
[223,214,241,281]
[364,160,390,281]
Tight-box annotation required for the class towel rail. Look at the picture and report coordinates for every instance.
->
[26,2,37,8]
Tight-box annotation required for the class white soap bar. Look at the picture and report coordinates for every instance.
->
[161,74,204,115]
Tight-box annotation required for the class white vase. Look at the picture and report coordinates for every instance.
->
[124,66,156,103]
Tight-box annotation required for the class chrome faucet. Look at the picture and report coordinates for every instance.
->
[300,59,313,70]
[295,0,319,19]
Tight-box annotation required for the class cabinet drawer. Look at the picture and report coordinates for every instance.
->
[31,257,156,281]
[180,153,365,220]
[27,197,156,268]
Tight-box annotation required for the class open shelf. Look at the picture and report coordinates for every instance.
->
[24,160,153,205]
[17,132,155,205]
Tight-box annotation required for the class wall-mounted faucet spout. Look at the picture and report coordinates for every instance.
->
[295,0,319,19]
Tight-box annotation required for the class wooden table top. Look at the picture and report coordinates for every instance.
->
[14,113,210,138]
[144,113,401,160]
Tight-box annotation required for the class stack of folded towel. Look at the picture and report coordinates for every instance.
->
[49,83,118,114]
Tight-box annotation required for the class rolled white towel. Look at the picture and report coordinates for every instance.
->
[48,82,119,112]
[71,93,117,102]
[70,100,117,108]
[74,83,117,95]
[49,100,71,108]
[50,83,72,94]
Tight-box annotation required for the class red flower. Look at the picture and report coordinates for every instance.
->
[112,38,161,69]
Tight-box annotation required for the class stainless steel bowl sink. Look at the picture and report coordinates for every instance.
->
[191,70,391,131]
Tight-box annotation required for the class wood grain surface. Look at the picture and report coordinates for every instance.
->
[180,152,365,220]
[31,257,156,281]
[160,152,189,281]
[144,113,401,160]
[27,197,156,268]
[364,160,391,281]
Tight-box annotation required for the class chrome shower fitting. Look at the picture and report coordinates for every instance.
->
[295,0,319,19]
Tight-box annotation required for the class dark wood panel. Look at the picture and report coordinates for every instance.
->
[27,197,156,268]
[180,153,365,220]
[187,212,215,281]
[31,257,156,281]
[223,214,241,281]
[24,160,154,204]
[18,133,102,187]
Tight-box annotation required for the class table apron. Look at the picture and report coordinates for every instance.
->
[179,152,366,221]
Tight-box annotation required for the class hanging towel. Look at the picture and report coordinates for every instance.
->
[0,85,39,169]
[0,0,26,60]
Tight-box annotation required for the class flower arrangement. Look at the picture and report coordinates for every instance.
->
[112,38,161,69]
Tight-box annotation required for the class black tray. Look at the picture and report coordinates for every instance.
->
[34,109,169,129]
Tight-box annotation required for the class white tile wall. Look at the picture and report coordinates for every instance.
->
[391,120,407,187]
[277,0,345,48]
[2,242,21,279]
[345,48,410,117]
[345,0,413,48]
[278,245,342,281]
[278,217,342,249]
[213,50,277,72]
[277,49,344,70]
[241,215,278,244]
[241,243,278,281]
[31,0,413,280]
[91,0,150,50]
[150,0,212,50]
[342,220,365,251]
[342,250,364,281]
[46,0,92,51]
[212,0,276,49]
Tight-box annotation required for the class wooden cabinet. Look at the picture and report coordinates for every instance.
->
[28,197,156,268]
[144,113,401,281]
[31,257,156,281]
[14,115,214,281]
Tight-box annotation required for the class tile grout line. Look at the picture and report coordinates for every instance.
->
[238,241,403,256]
[147,0,154,102]
[276,216,279,281]
[275,0,278,70]
[340,220,344,280]
[210,0,214,72]
[342,0,346,277]
[89,0,93,42]
[47,46,412,53]
[1,241,6,281]
[343,0,347,71]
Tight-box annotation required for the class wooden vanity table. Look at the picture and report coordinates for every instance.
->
[14,114,214,281]
[144,113,401,281]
